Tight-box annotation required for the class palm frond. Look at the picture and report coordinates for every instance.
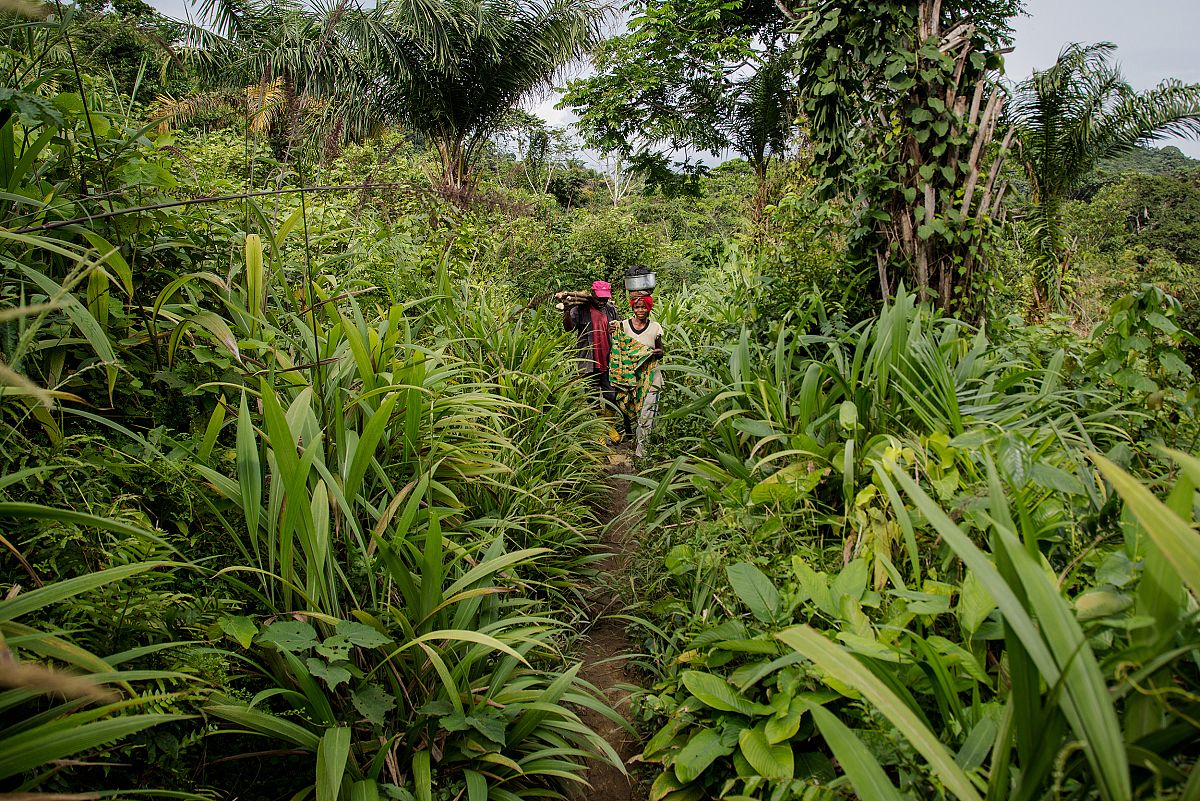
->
[149,91,238,133]
[1008,41,1200,309]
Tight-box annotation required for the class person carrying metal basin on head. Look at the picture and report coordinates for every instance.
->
[609,289,664,459]
[624,265,655,306]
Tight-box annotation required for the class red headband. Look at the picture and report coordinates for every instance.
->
[631,295,653,311]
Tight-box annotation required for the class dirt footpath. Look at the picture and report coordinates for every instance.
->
[575,455,646,801]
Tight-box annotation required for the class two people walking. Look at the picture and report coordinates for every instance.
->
[563,279,664,458]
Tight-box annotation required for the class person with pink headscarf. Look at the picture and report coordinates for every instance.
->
[563,279,620,409]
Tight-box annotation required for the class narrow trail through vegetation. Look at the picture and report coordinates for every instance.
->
[575,453,646,801]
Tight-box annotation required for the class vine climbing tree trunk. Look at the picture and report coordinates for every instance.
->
[794,0,1020,314]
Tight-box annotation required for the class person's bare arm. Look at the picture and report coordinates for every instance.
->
[563,304,574,332]
[653,333,664,358]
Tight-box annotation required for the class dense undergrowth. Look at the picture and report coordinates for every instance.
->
[0,13,643,797]
[622,273,1200,799]
[4,2,1200,800]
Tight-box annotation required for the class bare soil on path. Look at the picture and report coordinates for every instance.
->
[574,453,647,801]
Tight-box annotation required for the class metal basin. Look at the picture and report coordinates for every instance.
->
[624,273,656,291]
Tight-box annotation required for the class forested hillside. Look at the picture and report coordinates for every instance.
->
[2,1,1199,800]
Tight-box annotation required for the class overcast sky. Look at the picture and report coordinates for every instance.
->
[1006,0,1200,156]
[145,0,1200,157]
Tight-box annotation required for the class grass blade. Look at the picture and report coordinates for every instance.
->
[776,625,983,801]
[803,700,905,801]
[316,726,351,801]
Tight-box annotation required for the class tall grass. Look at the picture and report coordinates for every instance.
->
[1,41,622,794]
[636,288,1127,583]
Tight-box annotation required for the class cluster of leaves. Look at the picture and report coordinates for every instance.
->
[792,0,1021,310]
[0,12,643,799]
[623,264,1200,799]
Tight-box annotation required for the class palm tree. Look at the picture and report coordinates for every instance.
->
[1008,43,1200,311]
[381,0,600,193]
[164,0,451,158]
[725,49,794,224]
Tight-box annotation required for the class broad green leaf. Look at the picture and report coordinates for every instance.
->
[169,310,241,364]
[749,478,797,505]
[78,230,133,297]
[273,204,306,250]
[196,395,226,462]
[1029,463,1084,495]
[306,658,351,689]
[681,670,771,716]
[777,625,982,801]
[351,780,381,801]
[1097,452,1200,599]
[738,724,793,781]
[650,769,689,801]
[344,392,400,502]
[236,392,262,541]
[991,521,1130,801]
[956,712,1000,771]
[956,570,996,635]
[892,460,1129,801]
[219,615,258,649]
[258,621,319,653]
[465,715,506,746]
[316,635,353,662]
[392,629,528,667]
[464,771,488,801]
[831,559,867,603]
[673,728,733,784]
[245,233,264,331]
[352,685,395,727]
[764,700,805,743]
[733,417,775,438]
[838,400,858,430]
[413,751,432,801]
[1075,589,1132,621]
[336,618,391,652]
[726,562,779,623]
[804,700,904,801]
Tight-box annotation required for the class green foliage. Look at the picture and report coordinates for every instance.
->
[383,0,601,190]
[792,0,1021,310]
[0,15,631,795]
[1008,42,1200,311]
[1095,144,1199,181]
[70,2,193,100]
[1078,168,1200,265]
[1086,284,1199,447]
[5,3,1200,800]
[562,0,791,164]
[0,562,202,794]
[624,253,1200,800]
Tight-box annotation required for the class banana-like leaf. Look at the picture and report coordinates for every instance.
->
[245,233,264,335]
